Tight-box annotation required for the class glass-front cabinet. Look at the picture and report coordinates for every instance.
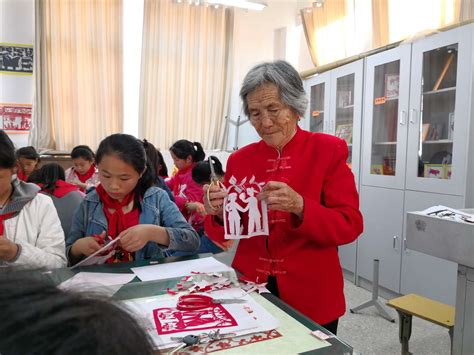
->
[362,45,412,189]
[304,71,330,134]
[329,60,364,186]
[406,26,471,195]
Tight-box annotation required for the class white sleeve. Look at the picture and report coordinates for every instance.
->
[12,195,67,269]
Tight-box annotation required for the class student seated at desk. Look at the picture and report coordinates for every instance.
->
[0,272,155,355]
[65,145,99,192]
[15,145,40,181]
[67,134,200,265]
[28,163,84,240]
[0,130,66,269]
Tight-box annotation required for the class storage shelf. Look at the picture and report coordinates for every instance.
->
[422,139,453,144]
[337,105,355,109]
[374,141,397,145]
[423,86,456,96]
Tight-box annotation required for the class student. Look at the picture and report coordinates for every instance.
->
[155,147,169,178]
[166,140,206,232]
[67,134,200,265]
[28,163,84,240]
[15,146,40,181]
[142,139,174,202]
[0,272,155,355]
[0,130,66,269]
[190,156,229,254]
[65,145,99,192]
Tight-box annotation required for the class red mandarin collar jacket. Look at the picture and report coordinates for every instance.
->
[205,127,363,325]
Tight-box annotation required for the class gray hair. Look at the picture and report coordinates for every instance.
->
[239,60,308,117]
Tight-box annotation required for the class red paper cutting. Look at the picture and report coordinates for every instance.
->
[153,304,238,335]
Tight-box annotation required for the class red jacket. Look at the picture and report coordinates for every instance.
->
[205,127,363,324]
[166,164,205,230]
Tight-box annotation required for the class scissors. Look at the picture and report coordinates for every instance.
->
[207,156,225,211]
[176,294,246,311]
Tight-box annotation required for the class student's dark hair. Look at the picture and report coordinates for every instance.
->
[142,139,163,182]
[96,134,155,208]
[192,156,225,185]
[70,145,95,162]
[0,272,155,355]
[15,146,40,161]
[27,163,65,194]
[0,130,16,169]
[170,139,205,163]
[155,148,168,177]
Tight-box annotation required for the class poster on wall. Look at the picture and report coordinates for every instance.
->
[0,103,32,131]
[0,43,33,75]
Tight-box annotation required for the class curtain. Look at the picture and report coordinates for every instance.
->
[30,0,123,151]
[139,0,233,150]
[302,0,468,68]
[301,0,350,67]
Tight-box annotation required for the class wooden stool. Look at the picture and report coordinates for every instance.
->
[387,294,455,355]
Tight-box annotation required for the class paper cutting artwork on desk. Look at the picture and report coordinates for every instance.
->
[223,176,269,240]
[153,304,238,335]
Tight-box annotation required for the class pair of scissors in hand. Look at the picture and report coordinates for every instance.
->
[207,156,225,211]
[176,294,246,311]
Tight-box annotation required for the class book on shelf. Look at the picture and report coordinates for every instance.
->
[385,74,399,98]
[335,123,353,144]
[422,123,430,142]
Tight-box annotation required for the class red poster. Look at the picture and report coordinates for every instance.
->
[0,104,32,131]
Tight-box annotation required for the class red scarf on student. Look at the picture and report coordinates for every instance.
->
[95,184,139,263]
[16,163,28,182]
[76,164,96,183]
[38,180,80,198]
[0,212,16,236]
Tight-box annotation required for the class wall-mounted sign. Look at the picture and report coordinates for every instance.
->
[0,103,32,131]
[0,43,33,75]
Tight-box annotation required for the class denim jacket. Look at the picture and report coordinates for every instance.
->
[66,187,200,262]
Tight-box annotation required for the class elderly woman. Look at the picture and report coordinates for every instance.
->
[204,61,363,334]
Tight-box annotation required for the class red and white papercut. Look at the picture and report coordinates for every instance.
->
[223,175,269,240]
[0,103,31,131]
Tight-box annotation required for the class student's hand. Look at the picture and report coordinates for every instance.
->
[203,184,226,217]
[0,237,19,261]
[71,233,105,257]
[257,181,304,218]
[74,181,87,190]
[118,225,156,252]
[186,201,207,216]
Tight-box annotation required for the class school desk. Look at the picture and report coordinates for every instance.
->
[41,255,354,354]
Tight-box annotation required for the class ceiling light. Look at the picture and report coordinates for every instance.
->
[206,0,267,11]
[313,0,324,8]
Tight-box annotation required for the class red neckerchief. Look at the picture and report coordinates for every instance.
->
[16,163,27,182]
[95,184,139,263]
[38,180,80,198]
[0,212,16,236]
[172,164,194,196]
[76,164,96,183]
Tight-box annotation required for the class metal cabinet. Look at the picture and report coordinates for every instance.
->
[359,24,474,302]
[304,60,364,281]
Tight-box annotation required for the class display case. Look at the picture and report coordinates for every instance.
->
[361,45,412,190]
[304,71,330,134]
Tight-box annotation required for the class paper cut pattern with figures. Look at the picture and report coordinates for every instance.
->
[153,304,238,335]
[223,176,269,240]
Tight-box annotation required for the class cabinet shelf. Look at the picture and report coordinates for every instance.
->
[423,86,456,96]
[337,105,355,109]
[422,139,453,144]
[374,141,397,145]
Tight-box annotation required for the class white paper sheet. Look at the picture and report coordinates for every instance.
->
[59,272,136,290]
[420,205,474,223]
[122,287,280,350]
[131,257,234,282]
[71,237,121,269]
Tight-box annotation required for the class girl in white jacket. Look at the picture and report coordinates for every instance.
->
[0,130,66,269]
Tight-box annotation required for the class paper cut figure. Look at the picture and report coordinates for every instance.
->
[223,176,269,239]
[240,187,261,234]
[153,304,238,335]
[225,193,246,235]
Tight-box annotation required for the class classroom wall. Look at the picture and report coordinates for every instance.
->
[0,0,35,148]
[225,0,314,151]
